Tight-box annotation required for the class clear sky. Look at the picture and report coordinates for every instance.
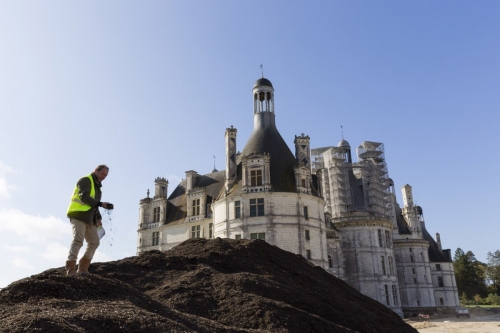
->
[0,1,499,288]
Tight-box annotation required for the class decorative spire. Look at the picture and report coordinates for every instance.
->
[212,155,218,173]
[147,189,150,198]
[341,125,344,139]
[260,64,264,78]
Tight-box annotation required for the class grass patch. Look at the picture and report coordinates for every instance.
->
[465,305,500,308]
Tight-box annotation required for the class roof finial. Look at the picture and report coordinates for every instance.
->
[341,125,344,139]
[214,155,216,170]
[260,64,264,78]
[147,189,150,198]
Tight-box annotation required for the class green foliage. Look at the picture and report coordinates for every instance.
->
[486,250,500,295]
[485,293,500,305]
[454,248,488,298]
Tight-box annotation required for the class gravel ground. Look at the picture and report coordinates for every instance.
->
[0,238,417,333]
[408,314,500,332]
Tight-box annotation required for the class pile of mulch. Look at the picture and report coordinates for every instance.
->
[0,238,417,332]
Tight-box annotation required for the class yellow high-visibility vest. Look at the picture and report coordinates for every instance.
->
[67,174,96,214]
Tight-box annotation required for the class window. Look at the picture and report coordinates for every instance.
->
[384,230,391,248]
[328,255,333,268]
[235,234,241,240]
[303,206,309,220]
[250,169,262,186]
[305,230,310,241]
[410,255,414,262]
[250,198,264,217]
[378,229,383,247]
[153,207,160,222]
[301,178,306,188]
[409,247,413,252]
[250,232,265,240]
[436,264,441,271]
[191,225,201,238]
[234,201,241,218]
[412,267,416,274]
[413,277,417,283]
[381,256,386,275]
[306,250,311,260]
[209,223,214,239]
[152,231,159,246]
[417,300,420,306]
[420,252,424,261]
[439,298,444,305]
[438,276,444,287]
[388,256,395,275]
[384,285,390,305]
[392,285,398,305]
[192,199,200,216]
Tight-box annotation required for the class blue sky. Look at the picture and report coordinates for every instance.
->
[0,1,499,288]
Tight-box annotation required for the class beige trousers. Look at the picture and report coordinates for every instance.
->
[68,218,100,261]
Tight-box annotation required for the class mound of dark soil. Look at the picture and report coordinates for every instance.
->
[0,238,417,332]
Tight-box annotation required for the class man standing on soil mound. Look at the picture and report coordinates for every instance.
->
[65,164,113,276]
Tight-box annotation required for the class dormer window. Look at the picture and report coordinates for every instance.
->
[251,169,263,186]
[186,188,207,221]
[295,166,311,194]
[153,207,160,222]
[241,153,271,193]
[192,199,200,216]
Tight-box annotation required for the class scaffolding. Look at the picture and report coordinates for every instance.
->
[354,141,392,217]
[312,141,393,219]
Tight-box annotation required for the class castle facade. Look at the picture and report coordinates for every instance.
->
[137,77,459,316]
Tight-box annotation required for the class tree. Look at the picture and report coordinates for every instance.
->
[454,248,488,298]
[485,250,500,295]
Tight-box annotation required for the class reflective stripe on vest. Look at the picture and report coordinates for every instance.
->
[66,174,96,214]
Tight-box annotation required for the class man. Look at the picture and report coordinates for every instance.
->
[65,165,113,276]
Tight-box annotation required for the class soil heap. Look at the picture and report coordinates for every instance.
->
[0,238,417,333]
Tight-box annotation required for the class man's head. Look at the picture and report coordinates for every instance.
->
[94,164,109,182]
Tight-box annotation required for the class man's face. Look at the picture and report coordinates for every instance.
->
[95,168,109,182]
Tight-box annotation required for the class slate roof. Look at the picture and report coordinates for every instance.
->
[421,221,452,263]
[234,112,321,196]
[239,112,301,194]
[164,170,226,225]
[394,203,412,235]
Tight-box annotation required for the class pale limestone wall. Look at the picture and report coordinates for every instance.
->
[334,217,403,316]
[430,262,460,308]
[393,240,436,309]
[326,235,343,278]
[212,192,327,268]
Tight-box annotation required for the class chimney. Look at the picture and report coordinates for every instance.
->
[185,170,197,192]
[225,126,237,191]
[436,233,442,251]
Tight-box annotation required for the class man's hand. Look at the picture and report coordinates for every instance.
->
[101,202,114,210]
[97,219,102,227]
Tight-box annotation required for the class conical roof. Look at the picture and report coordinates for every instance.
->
[240,112,297,192]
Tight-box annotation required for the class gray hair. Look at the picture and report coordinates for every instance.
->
[96,164,109,171]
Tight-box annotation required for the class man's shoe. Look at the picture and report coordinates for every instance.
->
[65,260,77,277]
[77,258,91,276]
